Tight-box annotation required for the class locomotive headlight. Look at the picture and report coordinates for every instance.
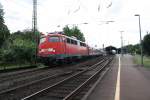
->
[48,48,55,52]
[39,49,44,53]
[41,49,44,52]
[48,48,52,52]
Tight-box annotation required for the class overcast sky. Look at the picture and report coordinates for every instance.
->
[1,0,150,48]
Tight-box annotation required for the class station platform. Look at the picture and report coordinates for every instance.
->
[87,55,150,100]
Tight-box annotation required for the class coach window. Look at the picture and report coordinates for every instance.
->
[71,39,74,44]
[80,42,86,47]
[62,37,66,42]
[74,40,77,45]
[83,43,86,47]
[80,42,83,46]
[49,36,60,42]
[67,38,71,44]
[40,37,46,44]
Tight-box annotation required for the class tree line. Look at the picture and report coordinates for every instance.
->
[63,25,85,42]
[0,3,85,65]
[122,33,150,56]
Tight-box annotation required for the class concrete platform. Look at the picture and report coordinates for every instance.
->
[87,55,150,100]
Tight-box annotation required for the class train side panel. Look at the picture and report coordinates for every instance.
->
[67,44,88,56]
[38,35,66,59]
[38,33,102,64]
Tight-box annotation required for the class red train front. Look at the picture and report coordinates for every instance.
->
[38,32,89,62]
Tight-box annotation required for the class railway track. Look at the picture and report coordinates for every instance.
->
[0,56,104,92]
[0,56,108,100]
[20,56,113,100]
[0,56,103,81]
[0,67,63,91]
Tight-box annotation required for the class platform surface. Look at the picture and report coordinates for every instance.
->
[87,55,150,100]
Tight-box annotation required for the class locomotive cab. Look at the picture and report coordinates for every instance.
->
[38,34,66,60]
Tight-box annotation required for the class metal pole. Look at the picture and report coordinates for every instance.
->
[135,14,143,65]
[103,44,104,51]
[120,31,124,56]
[33,0,38,64]
[33,0,37,32]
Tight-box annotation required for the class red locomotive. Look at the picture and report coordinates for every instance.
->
[38,32,102,63]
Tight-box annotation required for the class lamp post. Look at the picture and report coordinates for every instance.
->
[120,31,124,56]
[135,14,143,65]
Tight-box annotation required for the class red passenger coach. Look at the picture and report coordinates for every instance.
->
[38,32,89,62]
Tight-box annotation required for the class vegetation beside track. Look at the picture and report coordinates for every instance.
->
[0,3,87,71]
[134,55,150,68]
[0,4,40,70]
[0,63,48,71]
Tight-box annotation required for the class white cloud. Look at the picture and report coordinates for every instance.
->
[1,0,150,48]
[1,0,32,31]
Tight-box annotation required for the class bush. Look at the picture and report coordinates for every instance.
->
[143,34,150,55]
[1,31,37,64]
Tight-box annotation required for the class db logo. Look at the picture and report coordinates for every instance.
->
[48,48,55,52]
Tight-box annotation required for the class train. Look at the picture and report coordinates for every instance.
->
[38,32,103,64]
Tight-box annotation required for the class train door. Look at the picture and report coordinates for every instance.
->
[61,37,66,55]
[87,45,90,56]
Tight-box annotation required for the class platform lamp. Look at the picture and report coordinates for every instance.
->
[135,14,143,65]
[120,31,124,56]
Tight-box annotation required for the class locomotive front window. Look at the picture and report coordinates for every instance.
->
[49,36,60,42]
[40,37,46,44]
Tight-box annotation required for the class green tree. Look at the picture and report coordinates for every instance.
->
[125,45,135,54]
[1,29,39,64]
[143,34,150,55]
[134,44,140,54]
[0,3,4,23]
[63,25,85,42]
[2,37,36,63]
[12,29,40,44]
[0,3,10,47]
[123,44,141,55]
[63,25,72,37]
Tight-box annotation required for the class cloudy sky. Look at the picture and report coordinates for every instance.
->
[1,0,150,48]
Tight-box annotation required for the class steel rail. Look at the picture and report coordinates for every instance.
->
[0,57,106,100]
[63,57,113,100]
[0,68,54,86]
[21,57,107,100]
[82,57,114,100]
[0,57,104,93]
[0,71,73,94]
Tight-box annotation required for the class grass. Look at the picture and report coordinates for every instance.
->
[0,63,37,71]
[134,55,150,68]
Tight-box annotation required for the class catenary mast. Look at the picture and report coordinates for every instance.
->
[32,0,38,63]
[32,0,37,32]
